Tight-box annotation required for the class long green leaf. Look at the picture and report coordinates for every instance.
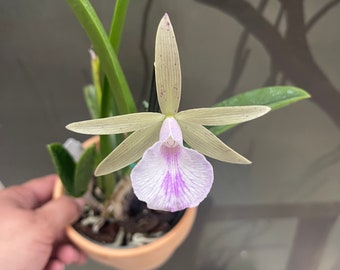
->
[65,0,137,114]
[210,86,311,135]
[47,143,76,195]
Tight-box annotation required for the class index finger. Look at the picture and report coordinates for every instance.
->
[0,174,57,209]
[35,196,84,239]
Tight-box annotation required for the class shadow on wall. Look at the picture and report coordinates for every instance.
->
[194,0,340,129]
[155,1,340,270]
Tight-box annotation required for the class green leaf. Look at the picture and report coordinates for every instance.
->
[210,86,311,135]
[65,0,137,115]
[109,0,130,53]
[74,144,96,197]
[47,143,76,195]
[84,85,100,119]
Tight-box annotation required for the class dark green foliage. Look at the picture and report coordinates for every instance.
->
[210,86,311,135]
[47,143,96,197]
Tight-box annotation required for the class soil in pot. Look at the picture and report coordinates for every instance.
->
[74,176,184,247]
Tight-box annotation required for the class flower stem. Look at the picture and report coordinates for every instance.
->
[65,0,137,115]
[100,0,130,119]
[99,0,131,200]
[148,67,160,113]
[109,0,130,53]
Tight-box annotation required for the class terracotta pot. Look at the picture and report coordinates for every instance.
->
[53,137,197,270]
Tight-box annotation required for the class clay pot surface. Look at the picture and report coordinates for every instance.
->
[53,137,197,269]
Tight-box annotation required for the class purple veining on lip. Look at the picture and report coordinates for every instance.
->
[161,145,186,198]
[131,117,214,212]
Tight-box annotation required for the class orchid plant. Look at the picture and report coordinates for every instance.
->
[66,14,271,211]
[48,0,310,215]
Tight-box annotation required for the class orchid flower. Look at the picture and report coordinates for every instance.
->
[66,14,270,212]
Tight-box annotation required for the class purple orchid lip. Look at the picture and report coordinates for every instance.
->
[131,118,213,212]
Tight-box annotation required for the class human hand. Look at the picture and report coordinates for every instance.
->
[0,174,87,270]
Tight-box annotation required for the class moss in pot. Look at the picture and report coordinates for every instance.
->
[47,1,310,268]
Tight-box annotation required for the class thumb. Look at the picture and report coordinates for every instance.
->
[35,196,84,237]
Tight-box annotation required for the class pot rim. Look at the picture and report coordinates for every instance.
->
[53,178,197,257]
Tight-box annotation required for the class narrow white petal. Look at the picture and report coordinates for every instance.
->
[155,14,181,115]
[178,120,251,164]
[66,113,164,135]
[95,122,162,176]
[176,106,270,126]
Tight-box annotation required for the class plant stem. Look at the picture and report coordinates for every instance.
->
[100,0,130,119]
[66,0,134,199]
[109,0,130,53]
[65,0,137,115]
[148,67,160,113]
[99,0,130,171]
[99,0,131,199]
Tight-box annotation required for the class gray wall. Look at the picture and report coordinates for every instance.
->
[1,1,340,269]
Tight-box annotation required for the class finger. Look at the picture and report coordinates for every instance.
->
[36,196,84,238]
[44,259,65,270]
[53,243,87,265]
[77,251,88,265]
[1,174,57,209]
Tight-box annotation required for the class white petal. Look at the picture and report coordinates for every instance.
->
[155,14,181,115]
[131,142,213,212]
[176,106,270,126]
[178,119,251,164]
[95,122,162,176]
[66,113,164,135]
